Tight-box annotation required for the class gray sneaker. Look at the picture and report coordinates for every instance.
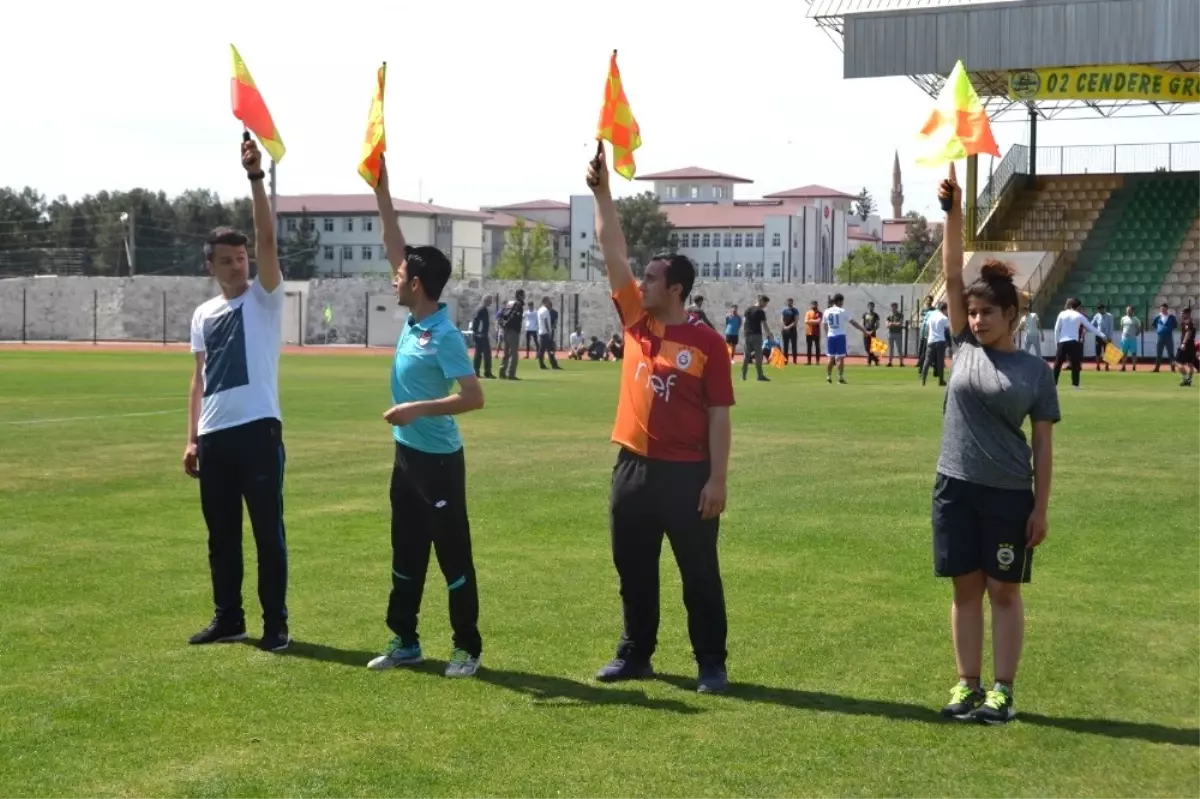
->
[366,637,423,670]
[444,648,480,678]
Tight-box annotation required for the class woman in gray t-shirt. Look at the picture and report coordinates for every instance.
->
[932,165,1060,726]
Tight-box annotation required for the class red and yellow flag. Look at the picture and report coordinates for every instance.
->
[230,45,285,163]
[358,62,388,187]
[595,50,642,180]
[916,60,999,167]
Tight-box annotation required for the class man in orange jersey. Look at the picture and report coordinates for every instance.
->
[803,300,823,365]
[587,150,735,694]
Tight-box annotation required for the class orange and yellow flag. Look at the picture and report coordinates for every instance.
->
[769,347,787,369]
[595,50,642,180]
[230,45,285,163]
[358,62,388,188]
[916,60,999,167]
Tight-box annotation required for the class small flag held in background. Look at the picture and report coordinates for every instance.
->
[915,60,999,167]
[230,45,286,162]
[358,62,388,187]
[595,50,642,180]
[870,336,889,358]
[769,346,787,369]
[323,305,333,325]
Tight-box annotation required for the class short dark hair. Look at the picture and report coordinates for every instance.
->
[938,301,948,312]
[1097,303,1107,311]
[1068,297,1082,310]
[204,227,248,262]
[405,245,451,300]
[832,293,844,304]
[759,295,770,304]
[692,295,705,305]
[650,252,695,301]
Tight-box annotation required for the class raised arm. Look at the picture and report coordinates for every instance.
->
[373,155,408,275]
[587,148,634,293]
[940,164,966,336]
[242,136,281,292]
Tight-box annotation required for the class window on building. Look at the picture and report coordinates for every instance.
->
[714,185,725,199]
[734,263,743,277]
[702,263,711,277]
[364,218,374,232]
[689,185,699,199]
[755,262,764,277]
[362,246,373,260]
[342,246,354,260]
[690,233,700,247]
[771,262,782,278]
[722,263,732,277]
[755,233,764,247]
[772,232,781,247]
[723,233,732,248]
[669,234,679,248]
[345,218,354,232]
[301,218,315,232]
[286,218,297,231]
[701,233,711,247]
[323,218,334,232]
[734,233,743,247]
[324,246,334,260]
[667,186,678,198]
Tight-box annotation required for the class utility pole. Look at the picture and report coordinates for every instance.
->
[121,211,137,276]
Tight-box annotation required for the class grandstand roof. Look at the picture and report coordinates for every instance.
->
[806,0,1200,120]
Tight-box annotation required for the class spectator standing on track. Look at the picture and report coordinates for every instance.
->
[886,302,905,367]
[862,301,881,366]
[498,290,526,380]
[723,305,742,355]
[184,138,290,653]
[1017,304,1041,358]
[523,302,538,359]
[804,301,823,365]
[922,302,951,387]
[780,299,801,364]
[1090,304,1114,372]
[1153,303,1178,372]
[915,296,934,372]
[470,296,495,379]
[537,297,562,371]
[1118,306,1141,371]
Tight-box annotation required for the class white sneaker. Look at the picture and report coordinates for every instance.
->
[367,637,423,670]
[444,648,480,677]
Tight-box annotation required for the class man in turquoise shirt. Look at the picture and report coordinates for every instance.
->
[366,156,486,678]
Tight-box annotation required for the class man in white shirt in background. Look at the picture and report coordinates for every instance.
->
[1090,303,1115,372]
[536,296,562,370]
[523,301,538,359]
[1118,306,1142,371]
[921,301,951,387]
[183,136,291,653]
[1053,298,1108,389]
[823,293,866,385]
[568,326,587,359]
[1017,303,1041,357]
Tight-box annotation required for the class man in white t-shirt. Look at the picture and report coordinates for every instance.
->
[823,293,866,385]
[183,136,290,653]
[536,296,562,370]
[1017,304,1041,357]
[1052,297,1108,389]
[523,302,538,358]
[921,301,951,387]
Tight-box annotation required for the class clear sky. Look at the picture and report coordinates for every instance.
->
[1,0,1195,221]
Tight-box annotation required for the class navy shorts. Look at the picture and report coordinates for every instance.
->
[932,473,1034,583]
[827,335,847,357]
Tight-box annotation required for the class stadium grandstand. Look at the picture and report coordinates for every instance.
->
[807,0,1200,328]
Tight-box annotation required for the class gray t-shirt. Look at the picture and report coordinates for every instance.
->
[936,329,1061,491]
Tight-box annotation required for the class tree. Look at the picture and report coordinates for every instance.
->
[614,191,673,276]
[491,218,557,280]
[855,187,875,223]
[836,245,921,283]
[901,211,940,269]
[278,206,321,280]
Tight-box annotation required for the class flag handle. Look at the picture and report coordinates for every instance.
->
[939,195,952,213]
[242,130,250,142]
[587,141,604,188]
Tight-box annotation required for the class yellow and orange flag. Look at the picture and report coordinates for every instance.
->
[230,45,285,163]
[916,60,999,167]
[769,347,787,369]
[595,50,642,180]
[358,62,388,188]
[870,336,889,358]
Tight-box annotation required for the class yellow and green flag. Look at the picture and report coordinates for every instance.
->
[916,60,1000,166]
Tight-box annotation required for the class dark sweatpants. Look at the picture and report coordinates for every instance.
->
[197,417,288,629]
[609,449,727,666]
[387,442,482,657]
[473,335,492,377]
[1054,340,1083,387]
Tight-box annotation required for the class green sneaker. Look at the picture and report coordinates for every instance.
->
[444,647,480,678]
[366,637,423,670]
[940,681,986,720]
[972,684,1016,724]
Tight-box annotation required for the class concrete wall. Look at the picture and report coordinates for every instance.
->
[0,276,928,355]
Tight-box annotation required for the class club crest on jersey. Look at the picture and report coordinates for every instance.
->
[675,349,694,370]
[418,330,433,347]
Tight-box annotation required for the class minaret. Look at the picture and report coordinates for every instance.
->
[890,150,904,219]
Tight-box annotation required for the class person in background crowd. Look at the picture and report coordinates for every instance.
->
[607,332,624,361]
[724,304,742,355]
[1018,303,1041,358]
[498,289,526,380]
[1090,304,1114,371]
[862,301,881,366]
[781,298,801,364]
[804,301,823,366]
[537,297,562,371]
[922,301,950,387]
[742,296,772,382]
[568,326,587,360]
[1153,303,1178,372]
[885,302,905,367]
[587,335,608,361]
[523,301,538,359]
[1118,306,1141,372]
[687,295,716,330]
[916,296,935,372]
[1176,307,1196,387]
[470,295,495,379]
[1052,298,1108,390]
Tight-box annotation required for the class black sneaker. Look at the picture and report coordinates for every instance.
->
[940,681,986,719]
[259,623,290,652]
[697,663,728,694]
[970,684,1016,724]
[595,657,654,682]
[188,617,247,645]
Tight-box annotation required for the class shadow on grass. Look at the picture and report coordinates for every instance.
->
[478,668,700,715]
[275,640,438,675]
[653,675,1199,746]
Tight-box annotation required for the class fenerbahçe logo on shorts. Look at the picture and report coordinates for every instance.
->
[996,544,1016,570]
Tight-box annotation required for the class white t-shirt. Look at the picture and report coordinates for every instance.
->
[1120,315,1140,339]
[537,305,553,336]
[190,280,284,436]
[823,306,851,338]
[1020,312,1039,334]
[925,310,949,344]
[1054,309,1104,343]
[523,309,537,332]
[569,331,584,349]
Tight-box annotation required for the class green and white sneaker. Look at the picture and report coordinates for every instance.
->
[940,681,986,720]
[972,684,1016,724]
[444,647,480,678]
[367,637,423,670]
